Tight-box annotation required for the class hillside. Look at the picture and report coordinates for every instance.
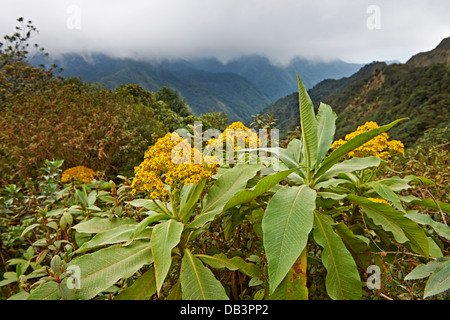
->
[46,53,362,123]
[406,37,450,68]
[189,55,363,101]
[258,37,450,146]
[55,54,271,122]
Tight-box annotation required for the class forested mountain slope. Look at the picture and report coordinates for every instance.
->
[258,37,450,147]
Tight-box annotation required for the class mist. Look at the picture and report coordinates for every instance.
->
[1,0,449,65]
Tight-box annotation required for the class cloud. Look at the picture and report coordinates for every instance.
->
[1,0,449,64]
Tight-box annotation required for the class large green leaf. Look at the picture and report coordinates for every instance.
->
[313,211,362,300]
[114,267,157,300]
[75,224,152,254]
[197,253,259,278]
[69,240,153,300]
[124,212,170,246]
[297,74,318,174]
[315,156,382,184]
[223,167,299,211]
[424,260,450,298]
[405,212,450,241]
[367,181,406,213]
[411,198,450,214]
[72,217,136,234]
[179,180,206,223]
[405,259,444,280]
[187,164,261,230]
[180,248,229,300]
[266,248,308,300]
[347,195,429,257]
[407,258,450,298]
[262,185,316,293]
[27,281,61,300]
[314,118,407,180]
[334,223,371,269]
[316,102,337,166]
[151,219,184,295]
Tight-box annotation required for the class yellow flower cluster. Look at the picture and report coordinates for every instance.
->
[207,121,260,151]
[368,197,389,204]
[61,166,96,183]
[131,132,218,199]
[331,121,404,160]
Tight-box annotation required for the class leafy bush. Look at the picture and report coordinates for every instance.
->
[1,75,448,300]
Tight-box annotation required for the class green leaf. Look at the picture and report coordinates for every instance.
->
[316,102,337,166]
[179,180,206,223]
[197,253,259,278]
[266,249,308,300]
[127,198,169,214]
[377,175,415,192]
[223,167,300,211]
[334,223,371,269]
[297,73,318,173]
[187,164,261,230]
[69,240,153,300]
[411,198,450,214]
[317,192,347,200]
[72,217,136,234]
[428,237,443,258]
[76,187,89,208]
[405,260,443,280]
[347,195,429,257]
[315,156,382,183]
[262,185,316,293]
[314,118,407,180]
[424,259,450,298]
[180,248,229,300]
[27,281,61,300]
[115,267,157,300]
[87,190,97,207]
[151,219,184,295]
[313,211,362,300]
[405,212,450,241]
[166,279,182,300]
[20,223,40,238]
[124,212,170,246]
[75,224,152,254]
[367,181,406,213]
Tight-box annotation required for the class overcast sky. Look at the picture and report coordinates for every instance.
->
[1,0,449,65]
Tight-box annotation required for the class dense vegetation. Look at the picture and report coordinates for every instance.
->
[1,19,449,301]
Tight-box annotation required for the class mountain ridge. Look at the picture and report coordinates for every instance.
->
[47,53,364,122]
[257,37,450,146]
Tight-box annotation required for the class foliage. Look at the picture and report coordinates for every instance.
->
[0,19,448,301]
[1,74,448,301]
[0,19,226,187]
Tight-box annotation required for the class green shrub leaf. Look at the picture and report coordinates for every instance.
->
[313,211,362,300]
[180,248,229,300]
[151,219,184,295]
[262,185,316,293]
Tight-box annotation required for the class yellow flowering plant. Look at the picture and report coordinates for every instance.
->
[331,121,404,161]
[206,121,261,164]
[130,131,219,219]
[61,166,96,184]
[13,75,449,302]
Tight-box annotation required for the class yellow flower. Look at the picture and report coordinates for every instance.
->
[61,166,95,183]
[207,121,260,150]
[368,197,389,204]
[131,131,218,199]
[331,121,404,160]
